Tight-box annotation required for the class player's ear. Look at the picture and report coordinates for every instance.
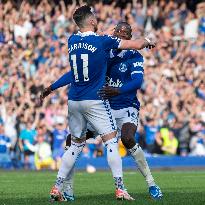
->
[88,15,96,24]
[90,18,96,26]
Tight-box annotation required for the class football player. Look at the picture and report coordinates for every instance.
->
[41,5,156,202]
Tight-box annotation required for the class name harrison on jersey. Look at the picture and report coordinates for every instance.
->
[69,43,97,53]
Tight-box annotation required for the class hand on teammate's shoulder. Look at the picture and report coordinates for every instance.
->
[97,26,115,36]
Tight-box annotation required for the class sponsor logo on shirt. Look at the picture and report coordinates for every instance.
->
[106,76,123,87]
[133,62,143,67]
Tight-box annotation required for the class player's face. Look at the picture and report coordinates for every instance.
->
[113,27,132,40]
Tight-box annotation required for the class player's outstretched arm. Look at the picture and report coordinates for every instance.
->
[119,37,155,50]
[50,71,72,91]
[39,71,72,104]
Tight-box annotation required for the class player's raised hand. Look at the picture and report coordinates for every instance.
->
[145,37,156,49]
[145,34,156,49]
[39,86,52,106]
[98,86,121,99]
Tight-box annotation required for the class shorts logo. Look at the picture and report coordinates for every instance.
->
[131,112,137,120]
[119,63,127,72]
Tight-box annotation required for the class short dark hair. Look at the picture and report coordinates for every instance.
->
[73,5,94,28]
[115,22,132,36]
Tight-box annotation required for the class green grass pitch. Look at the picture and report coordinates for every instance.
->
[0,170,205,205]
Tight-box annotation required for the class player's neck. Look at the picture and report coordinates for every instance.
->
[80,27,95,33]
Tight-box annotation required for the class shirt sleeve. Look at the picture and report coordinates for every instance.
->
[102,35,122,51]
[51,71,72,91]
[119,52,144,94]
[127,52,144,77]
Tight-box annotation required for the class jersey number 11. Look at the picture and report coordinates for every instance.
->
[71,54,89,82]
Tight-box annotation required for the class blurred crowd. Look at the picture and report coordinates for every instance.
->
[0,0,205,169]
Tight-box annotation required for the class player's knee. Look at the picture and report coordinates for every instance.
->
[121,134,136,149]
[121,123,137,149]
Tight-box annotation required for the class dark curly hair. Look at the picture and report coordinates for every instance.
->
[73,5,94,28]
[114,22,132,40]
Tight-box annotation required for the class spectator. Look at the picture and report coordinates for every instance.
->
[143,118,159,153]
[156,128,178,155]
[189,132,205,156]
[25,130,54,170]
[184,12,198,39]
[197,2,205,34]
[144,7,157,32]
[51,117,68,169]
[0,0,204,167]
[19,120,37,169]
[0,121,12,168]
[0,21,5,44]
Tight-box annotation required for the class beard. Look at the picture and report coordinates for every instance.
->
[94,24,98,32]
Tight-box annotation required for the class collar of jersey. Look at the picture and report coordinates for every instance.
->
[110,49,127,58]
[76,31,98,37]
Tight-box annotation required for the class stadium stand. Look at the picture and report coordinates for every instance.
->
[0,0,205,170]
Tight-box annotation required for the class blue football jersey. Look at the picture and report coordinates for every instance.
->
[68,31,121,100]
[106,50,144,110]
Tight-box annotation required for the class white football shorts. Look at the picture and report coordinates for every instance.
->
[112,107,139,133]
[68,100,117,139]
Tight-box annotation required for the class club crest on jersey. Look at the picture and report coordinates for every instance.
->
[119,63,127,72]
